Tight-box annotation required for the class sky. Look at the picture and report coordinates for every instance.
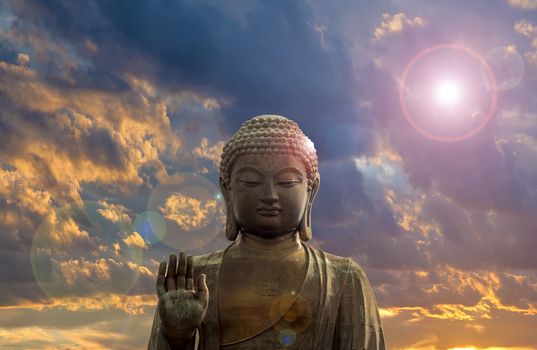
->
[0,0,536,349]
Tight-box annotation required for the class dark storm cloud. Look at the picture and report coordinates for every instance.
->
[81,126,127,170]
[0,200,41,252]
[1,106,126,173]
[313,160,429,270]
[0,250,48,306]
[496,270,537,309]
[6,0,373,159]
[314,160,372,223]
[426,197,537,270]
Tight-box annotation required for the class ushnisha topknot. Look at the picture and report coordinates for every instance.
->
[219,114,319,191]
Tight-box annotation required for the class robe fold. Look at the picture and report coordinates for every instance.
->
[148,243,386,350]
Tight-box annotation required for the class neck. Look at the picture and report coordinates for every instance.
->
[231,230,302,256]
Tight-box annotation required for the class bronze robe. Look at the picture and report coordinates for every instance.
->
[148,243,386,349]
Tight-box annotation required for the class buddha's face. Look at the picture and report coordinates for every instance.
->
[227,153,309,238]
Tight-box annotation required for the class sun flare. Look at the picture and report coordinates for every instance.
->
[435,79,462,106]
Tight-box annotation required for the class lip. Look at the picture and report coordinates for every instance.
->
[257,208,282,216]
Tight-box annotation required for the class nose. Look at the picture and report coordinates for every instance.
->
[260,180,278,205]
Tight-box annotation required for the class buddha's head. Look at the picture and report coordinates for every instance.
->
[219,115,320,241]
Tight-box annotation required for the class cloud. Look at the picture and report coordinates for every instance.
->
[60,258,111,285]
[159,192,218,231]
[0,28,200,307]
[313,157,429,271]
[372,13,426,42]
[376,265,537,315]
[381,306,537,349]
[2,0,366,160]
[376,265,537,348]
[0,199,156,305]
[0,303,156,349]
[49,257,154,297]
[365,168,537,271]
[0,60,181,207]
[514,20,537,38]
[514,19,537,71]
[16,52,29,65]
[192,137,225,168]
[0,294,156,316]
[0,327,54,348]
[507,0,537,10]
[0,168,54,216]
[97,201,131,224]
[122,232,148,250]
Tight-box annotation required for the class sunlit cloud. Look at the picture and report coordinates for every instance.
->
[60,258,111,285]
[514,20,537,38]
[122,232,149,250]
[0,60,181,209]
[96,201,131,224]
[16,52,29,65]
[192,137,225,168]
[159,192,218,231]
[37,211,92,251]
[0,293,156,314]
[372,13,426,42]
[514,19,537,71]
[0,304,154,350]
[0,327,54,348]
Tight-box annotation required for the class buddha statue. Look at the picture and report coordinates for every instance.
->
[148,115,386,349]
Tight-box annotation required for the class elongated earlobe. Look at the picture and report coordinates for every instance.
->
[298,203,312,241]
[298,176,319,241]
[225,203,239,241]
[220,178,239,241]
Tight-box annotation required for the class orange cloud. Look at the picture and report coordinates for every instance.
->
[33,209,93,255]
[97,201,132,224]
[60,258,111,285]
[0,59,183,216]
[122,232,149,249]
[159,192,218,231]
[0,293,156,314]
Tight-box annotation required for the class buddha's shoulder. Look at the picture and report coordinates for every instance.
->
[306,245,368,279]
[192,249,226,268]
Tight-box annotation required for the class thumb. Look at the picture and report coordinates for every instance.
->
[196,274,209,305]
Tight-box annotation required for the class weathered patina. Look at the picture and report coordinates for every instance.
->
[148,115,386,349]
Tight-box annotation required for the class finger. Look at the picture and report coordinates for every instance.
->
[196,274,209,305]
[156,261,167,297]
[186,255,194,291]
[177,252,187,289]
[166,254,177,291]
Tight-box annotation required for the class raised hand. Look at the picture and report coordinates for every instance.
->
[157,252,209,346]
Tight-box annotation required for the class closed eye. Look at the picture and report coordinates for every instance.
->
[278,180,301,187]
[239,180,261,187]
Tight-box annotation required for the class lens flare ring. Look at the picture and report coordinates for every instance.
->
[399,44,497,142]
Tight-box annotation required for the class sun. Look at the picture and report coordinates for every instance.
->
[435,79,462,106]
[398,44,497,142]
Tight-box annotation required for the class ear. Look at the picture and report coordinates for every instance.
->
[298,175,320,241]
[219,177,239,241]
[309,175,320,204]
